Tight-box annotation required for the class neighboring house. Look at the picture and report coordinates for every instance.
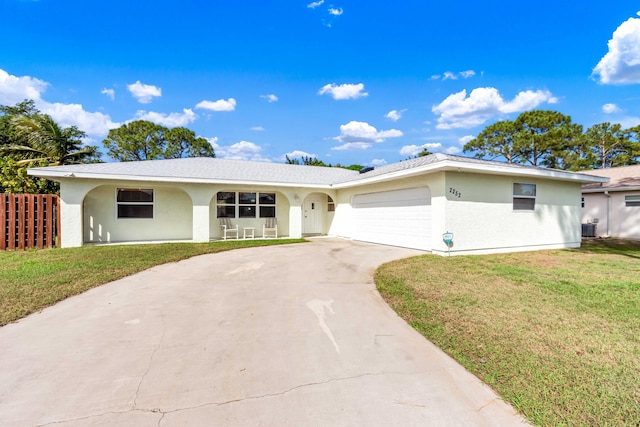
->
[28,154,606,256]
[581,165,640,240]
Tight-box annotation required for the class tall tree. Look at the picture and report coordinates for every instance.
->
[103,120,166,161]
[584,122,632,169]
[463,120,520,163]
[513,110,578,167]
[285,155,328,166]
[103,120,215,161]
[0,99,38,147]
[2,114,99,166]
[164,127,215,158]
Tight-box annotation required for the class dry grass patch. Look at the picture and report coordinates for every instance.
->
[376,239,640,426]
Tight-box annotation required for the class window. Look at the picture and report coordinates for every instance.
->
[117,189,153,219]
[239,192,257,218]
[625,195,640,207]
[327,195,335,212]
[216,191,276,218]
[513,183,536,211]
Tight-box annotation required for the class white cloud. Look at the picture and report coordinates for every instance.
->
[334,120,403,145]
[285,150,317,159]
[385,109,406,122]
[204,136,219,148]
[307,0,324,8]
[432,87,557,129]
[616,116,640,128]
[446,146,462,154]
[500,89,557,113]
[42,103,120,136]
[0,69,119,136]
[602,103,622,114]
[399,143,443,157]
[134,108,197,127]
[432,70,476,81]
[260,94,278,103]
[328,7,343,16]
[318,83,368,100]
[331,142,372,151]
[195,98,237,112]
[459,135,474,145]
[369,158,388,167]
[127,81,161,104]
[593,15,640,84]
[443,71,457,81]
[215,140,270,161]
[251,126,265,131]
[0,68,48,105]
[101,88,115,100]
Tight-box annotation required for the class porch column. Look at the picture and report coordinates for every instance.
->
[59,180,97,248]
[289,202,302,238]
[191,193,211,242]
[60,200,83,248]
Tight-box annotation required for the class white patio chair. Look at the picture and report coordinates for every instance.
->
[263,217,277,238]
[219,217,239,240]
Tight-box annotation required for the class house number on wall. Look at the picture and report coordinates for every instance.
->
[449,187,462,198]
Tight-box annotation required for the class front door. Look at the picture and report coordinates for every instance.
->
[302,194,323,235]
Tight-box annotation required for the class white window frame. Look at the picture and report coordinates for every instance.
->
[625,195,640,207]
[116,188,154,219]
[216,191,276,218]
[513,183,536,211]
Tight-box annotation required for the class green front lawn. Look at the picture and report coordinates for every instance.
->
[375,239,640,426]
[0,239,305,326]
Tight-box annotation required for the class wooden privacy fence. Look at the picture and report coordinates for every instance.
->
[0,194,60,250]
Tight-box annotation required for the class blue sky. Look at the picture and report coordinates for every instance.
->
[1,1,639,166]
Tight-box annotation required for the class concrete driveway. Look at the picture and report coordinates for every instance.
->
[0,238,529,426]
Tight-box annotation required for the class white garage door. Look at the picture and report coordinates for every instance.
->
[352,187,431,250]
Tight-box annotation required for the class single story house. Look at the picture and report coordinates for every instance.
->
[581,165,640,240]
[28,154,607,256]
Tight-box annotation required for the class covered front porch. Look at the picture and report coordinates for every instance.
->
[58,179,335,247]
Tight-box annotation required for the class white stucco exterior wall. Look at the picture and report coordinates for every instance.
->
[437,172,582,255]
[83,185,193,243]
[582,191,640,239]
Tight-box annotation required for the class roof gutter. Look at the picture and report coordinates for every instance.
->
[582,185,640,193]
[332,159,608,189]
[27,169,336,190]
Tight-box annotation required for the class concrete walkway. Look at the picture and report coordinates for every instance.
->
[0,238,530,426]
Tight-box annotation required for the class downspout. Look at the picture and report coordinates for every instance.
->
[604,191,611,237]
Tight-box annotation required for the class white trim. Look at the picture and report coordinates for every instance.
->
[28,157,608,188]
[583,185,640,193]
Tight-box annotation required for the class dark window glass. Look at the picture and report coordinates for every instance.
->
[239,206,256,218]
[118,205,153,218]
[239,192,257,204]
[259,193,276,204]
[117,189,153,203]
[513,198,535,211]
[260,206,276,218]
[217,206,236,218]
[217,192,235,204]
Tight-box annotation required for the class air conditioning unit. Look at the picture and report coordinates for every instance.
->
[582,223,597,238]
